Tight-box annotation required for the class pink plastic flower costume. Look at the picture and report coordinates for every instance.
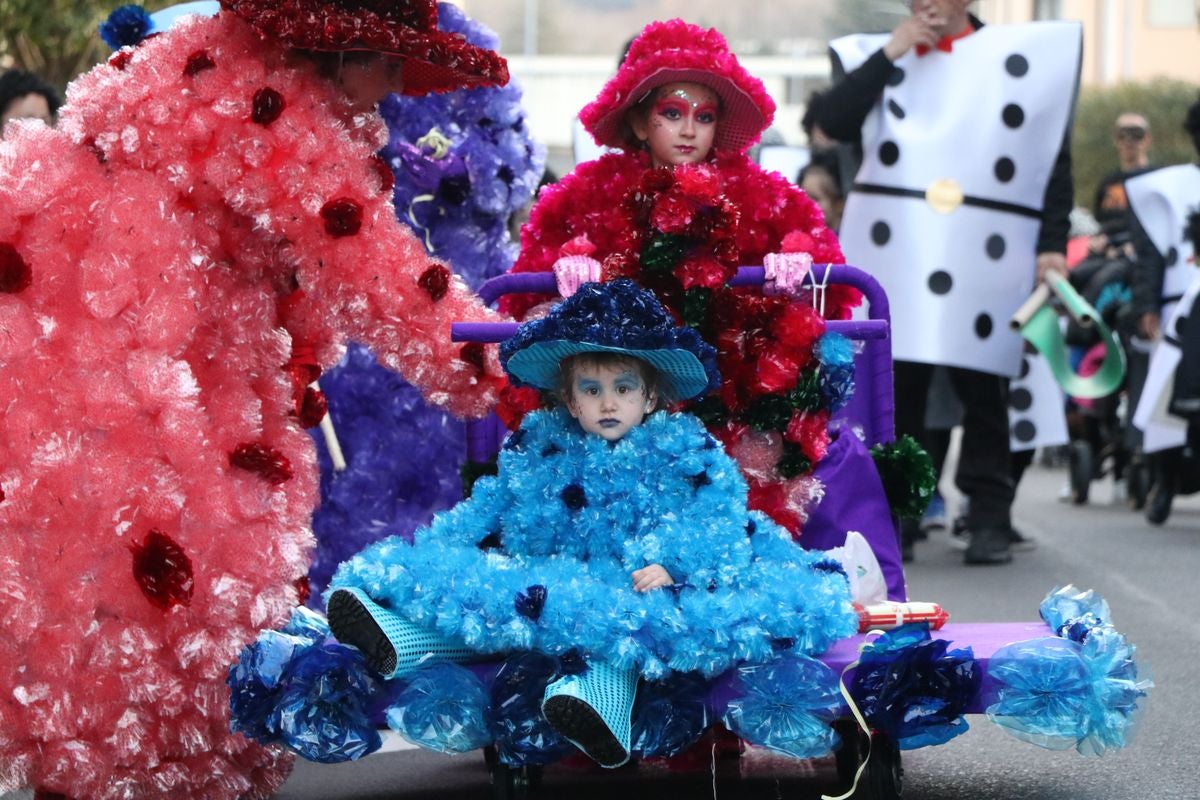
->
[0,3,508,797]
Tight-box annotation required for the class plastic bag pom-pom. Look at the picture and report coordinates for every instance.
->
[722,655,841,759]
[817,331,855,369]
[385,662,492,753]
[489,652,573,766]
[269,643,383,763]
[850,623,979,750]
[1040,585,1113,642]
[870,435,937,520]
[631,671,711,758]
[99,5,151,50]
[985,635,1151,755]
[282,605,333,643]
[229,628,322,741]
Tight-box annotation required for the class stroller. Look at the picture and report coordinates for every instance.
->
[227,266,1149,800]
[1061,235,1145,506]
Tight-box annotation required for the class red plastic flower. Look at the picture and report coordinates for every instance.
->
[130,529,194,610]
[230,442,293,484]
[320,197,363,238]
[418,263,450,301]
[108,50,134,71]
[184,50,215,76]
[369,153,395,193]
[251,86,285,125]
[754,349,803,395]
[674,255,731,291]
[0,243,31,293]
[298,387,327,428]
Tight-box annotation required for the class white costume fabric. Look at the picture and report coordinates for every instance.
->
[1128,164,1200,452]
[831,22,1082,377]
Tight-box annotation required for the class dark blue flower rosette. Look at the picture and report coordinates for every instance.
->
[500,279,722,401]
[849,623,979,750]
[227,607,384,763]
[631,671,712,758]
[987,586,1152,755]
[99,5,152,49]
[816,331,856,412]
[487,652,574,766]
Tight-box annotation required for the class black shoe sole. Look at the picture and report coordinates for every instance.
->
[542,694,628,768]
[327,590,398,676]
[963,550,1013,565]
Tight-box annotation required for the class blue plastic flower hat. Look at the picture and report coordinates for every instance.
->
[500,279,721,400]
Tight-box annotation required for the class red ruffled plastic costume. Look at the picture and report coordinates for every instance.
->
[502,19,858,533]
[0,2,508,797]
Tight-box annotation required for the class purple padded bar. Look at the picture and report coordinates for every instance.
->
[452,319,887,342]
[820,621,1055,714]
[469,265,895,445]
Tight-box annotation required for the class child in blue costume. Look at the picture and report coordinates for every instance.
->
[326,279,857,767]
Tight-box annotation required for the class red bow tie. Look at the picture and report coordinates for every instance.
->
[915,38,954,56]
[915,24,974,57]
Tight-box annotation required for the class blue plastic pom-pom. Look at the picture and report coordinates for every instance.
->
[99,5,152,50]
[489,652,573,766]
[386,663,493,754]
[722,655,841,759]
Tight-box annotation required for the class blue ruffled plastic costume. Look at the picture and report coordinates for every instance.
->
[328,406,857,681]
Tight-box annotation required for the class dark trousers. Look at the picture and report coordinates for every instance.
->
[894,361,1014,529]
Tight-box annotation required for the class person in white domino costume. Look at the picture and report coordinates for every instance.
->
[1127,95,1200,526]
[813,0,1080,565]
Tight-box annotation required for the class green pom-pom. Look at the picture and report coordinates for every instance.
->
[461,457,498,498]
[641,232,692,274]
[745,394,794,432]
[776,442,812,479]
[681,287,712,330]
[789,370,823,412]
[689,395,729,427]
[870,435,937,520]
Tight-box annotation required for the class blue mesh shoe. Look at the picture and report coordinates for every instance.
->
[326,587,476,680]
[541,661,638,768]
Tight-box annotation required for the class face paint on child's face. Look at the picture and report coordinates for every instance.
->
[633,82,720,168]
[566,362,656,442]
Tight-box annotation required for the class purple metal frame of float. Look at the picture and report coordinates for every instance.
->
[452,265,1055,714]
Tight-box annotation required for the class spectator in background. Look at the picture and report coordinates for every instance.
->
[1093,113,1153,235]
[0,69,61,129]
[798,147,846,232]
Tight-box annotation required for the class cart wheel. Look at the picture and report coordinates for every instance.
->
[832,719,866,787]
[483,745,499,769]
[860,731,903,800]
[490,764,542,799]
[1069,440,1093,505]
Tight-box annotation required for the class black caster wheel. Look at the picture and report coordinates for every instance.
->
[861,731,903,800]
[490,764,542,800]
[1069,440,1093,505]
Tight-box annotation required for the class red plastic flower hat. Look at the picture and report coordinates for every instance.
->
[580,18,774,155]
[220,0,509,95]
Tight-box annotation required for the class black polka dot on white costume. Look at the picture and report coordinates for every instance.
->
[1005,54,1029,77]
[871,221,891,246]
[879,141,900,166]
[1002,103,1025,128]
[994,157,1016,182]
[1010,387,1033,411]
[986,234,1006,260]
[928,270,953,294]
[1166,246,1179,266]
[887,66,905,86]
[1019,357,1031,379]
[1013,419,1037,443]
[975,313,994,339]
[887,98,906,119]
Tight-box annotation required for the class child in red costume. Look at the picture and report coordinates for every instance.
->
[0,2,510,797]
[502,19,859,533]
